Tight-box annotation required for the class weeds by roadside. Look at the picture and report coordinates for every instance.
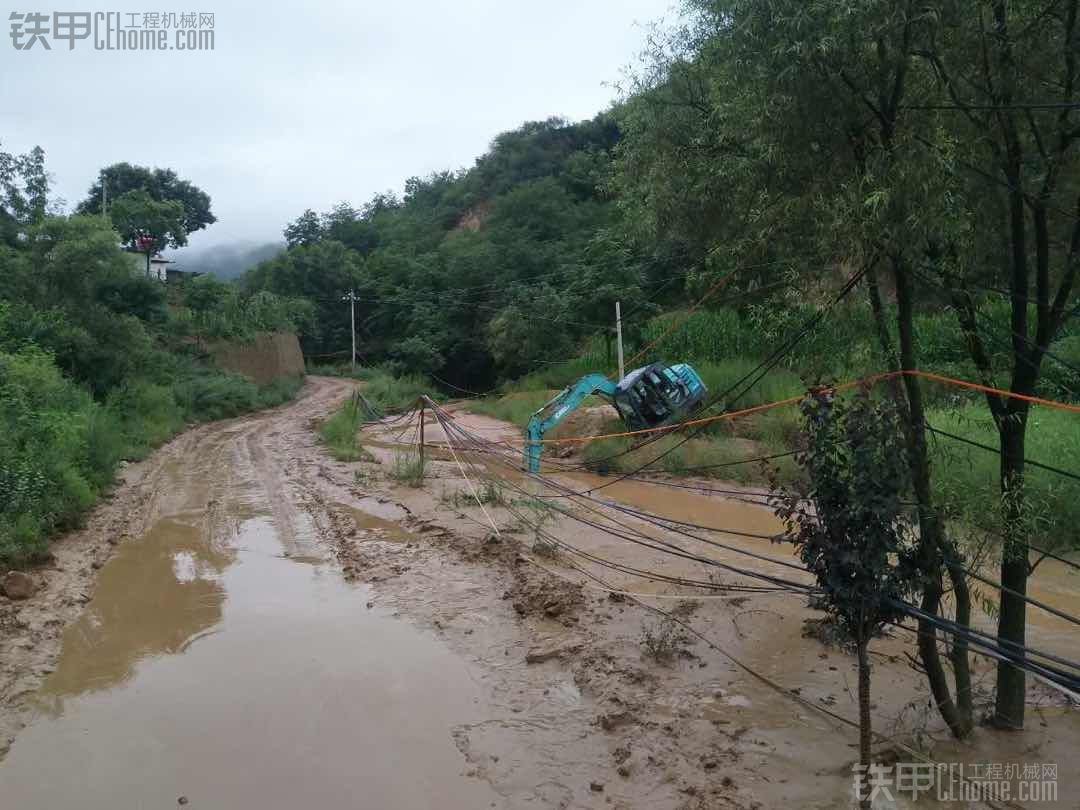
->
[388,451,427,487]
[309,363,437,413]
[441,479,506,508]
[0,346,305,568]
[318,397,375,462]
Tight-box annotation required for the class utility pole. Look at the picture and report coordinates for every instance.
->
[342,290,358,371]
[615,300,625,381]
[101,176,107,218]
[418,399,425,467]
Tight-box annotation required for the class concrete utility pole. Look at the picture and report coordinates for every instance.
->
[342,290,358,371]
[615,300,625,381]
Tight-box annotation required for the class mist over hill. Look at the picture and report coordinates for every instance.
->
[173,241,285,280]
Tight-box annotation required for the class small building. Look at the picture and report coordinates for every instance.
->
[127,251,197,283]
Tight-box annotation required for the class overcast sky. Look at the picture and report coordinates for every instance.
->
[2,1,675,253]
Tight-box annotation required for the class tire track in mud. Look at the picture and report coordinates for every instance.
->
[0,378,347,757]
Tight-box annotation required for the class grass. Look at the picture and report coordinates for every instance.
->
[319,397,375,462]
[441,479,507,508]
[928,403,1080,549]
[309,363,437,413]
[388,451,427,487]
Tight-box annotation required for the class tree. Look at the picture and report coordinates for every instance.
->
[242,240,361,356]
[619,0,978,738]
[107,189,187,269]
[0,143,49,243]
[283,209,322,247]
[77,162,215,238]
[771,388,920,809]
[915,0,1080,730]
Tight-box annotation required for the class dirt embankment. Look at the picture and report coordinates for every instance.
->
[208,330,305,384]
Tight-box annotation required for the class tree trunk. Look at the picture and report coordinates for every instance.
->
[888,257,973,738]
[857,638,873,810]
[994,411,1029,729]
[945,555,974,733]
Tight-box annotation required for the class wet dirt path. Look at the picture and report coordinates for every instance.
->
[3,378,1076,809]
[0,378,500,809]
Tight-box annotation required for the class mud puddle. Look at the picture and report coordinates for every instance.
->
[0,414,499,808]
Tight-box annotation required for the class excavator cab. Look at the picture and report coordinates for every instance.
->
[612,362,705,430]
[524,361,706,472]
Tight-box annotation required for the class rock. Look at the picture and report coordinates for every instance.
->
[2,571,36,600]
[598,711,633,732]
[525,639,582,664]
[590,781,604,792]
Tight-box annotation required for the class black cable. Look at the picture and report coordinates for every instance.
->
[434,400,1080,629]
[430,400,1080,690]
[928,425,1080,482]
[527,266,870,484]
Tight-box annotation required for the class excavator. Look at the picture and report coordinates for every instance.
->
[524,362,707,472]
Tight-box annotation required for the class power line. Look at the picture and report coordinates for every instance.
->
[428,400,1080,630]
[432,403,1080,691]
[928,425,1080,482]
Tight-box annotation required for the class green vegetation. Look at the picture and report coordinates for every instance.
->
[309,364,436,414]
[319,397,375,462]
[387,451,427,488]
[0,146,309,567]
[441,479,507,509]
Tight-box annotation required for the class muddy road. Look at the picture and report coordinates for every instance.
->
[1,376,1076,809]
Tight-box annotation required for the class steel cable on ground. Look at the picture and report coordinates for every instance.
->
[429,400,1080,698]
[428,399,1080,638]
[413,397,1080,578]
[428,399,817,595]
[447,428,1067,808]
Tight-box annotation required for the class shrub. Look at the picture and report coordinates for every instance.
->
[640,617,684,663]
[0,349,122,566]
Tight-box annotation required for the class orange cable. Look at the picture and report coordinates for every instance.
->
[506,369,1077,446]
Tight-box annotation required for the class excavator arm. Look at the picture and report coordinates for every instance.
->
[522,362,707,473]
[524,373,618,473]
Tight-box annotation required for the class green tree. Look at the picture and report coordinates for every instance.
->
[107,189,187,269]
[283,209,323,247]
[77,162,215,238]
[772,389,919,808]
[0,143,49,244]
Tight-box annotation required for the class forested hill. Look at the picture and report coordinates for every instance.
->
[241,115,713,388]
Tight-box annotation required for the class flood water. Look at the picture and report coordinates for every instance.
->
[0,422,499,809]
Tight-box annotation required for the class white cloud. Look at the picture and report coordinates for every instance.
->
[1,0,675,251]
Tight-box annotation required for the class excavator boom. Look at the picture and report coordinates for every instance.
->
[523,362,706,472]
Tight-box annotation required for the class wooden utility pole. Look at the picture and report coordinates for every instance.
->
[418,400,425,467]
[342,290,357,371]
[615,301,625,381]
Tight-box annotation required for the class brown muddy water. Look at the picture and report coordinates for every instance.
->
[0,413,499,808]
